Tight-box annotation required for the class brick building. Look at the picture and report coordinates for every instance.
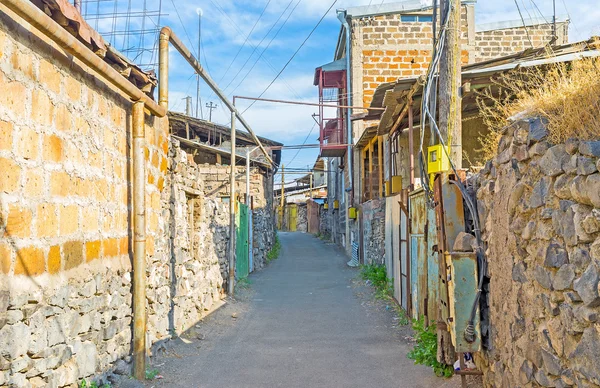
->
[317,0,569,256]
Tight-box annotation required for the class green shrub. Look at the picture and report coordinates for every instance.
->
[407,317,454,378]
[267,235,281,263]
[360,263,392,299]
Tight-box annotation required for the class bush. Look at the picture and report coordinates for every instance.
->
[360,263,392,299]
[267,234,281,263]
[407,317,454,378]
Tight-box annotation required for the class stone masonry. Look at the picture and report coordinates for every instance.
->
[361,198,386,265]
[474,117,600,387]
[0,7,275,387]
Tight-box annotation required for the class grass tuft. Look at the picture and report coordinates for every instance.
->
[360,263,392,299]
[266,234,281,263]
[407,317,454,378]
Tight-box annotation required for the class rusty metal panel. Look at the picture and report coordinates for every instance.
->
[441,178,465,252]
[399,203,409,311]
[446,252,481,353]
[426,205,439,324]
[409,190,427,320]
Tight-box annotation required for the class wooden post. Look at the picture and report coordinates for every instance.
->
[377,136,383,198]
[439,0,462,168]
[368,140,374,201]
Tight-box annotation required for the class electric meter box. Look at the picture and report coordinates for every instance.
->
[428,144,451,174]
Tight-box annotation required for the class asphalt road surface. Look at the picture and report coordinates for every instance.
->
[142,232,468,388]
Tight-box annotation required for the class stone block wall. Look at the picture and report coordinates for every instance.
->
[361,198,386,265]
[474,117,600,387]
[0,8,168,387]
[148,139,226,343]
[474,21,569,63]
[296,204,308,233]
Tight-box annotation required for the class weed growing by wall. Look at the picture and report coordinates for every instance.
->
[407,317,454,378]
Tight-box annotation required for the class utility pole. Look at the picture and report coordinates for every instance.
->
[184,96,193,116]
[206,102,217,122]
[439,0,462,169]
[228,109,236,296]
[280,165,285,229]
[196,8,204,119]
[552,0,557,43]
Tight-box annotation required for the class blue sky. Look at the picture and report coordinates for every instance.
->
[86,0,598,181]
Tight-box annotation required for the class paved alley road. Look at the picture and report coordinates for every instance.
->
[144,232,462,388]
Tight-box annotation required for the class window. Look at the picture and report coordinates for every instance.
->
[401,14,433,22]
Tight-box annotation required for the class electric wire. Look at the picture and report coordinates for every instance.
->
[241,0,339,115]
[283,122,317,167]
[514,0,534,47]
[210,0,301,99]
[418,0,486,344]
[217,0,273,84]
[224,0,300,95]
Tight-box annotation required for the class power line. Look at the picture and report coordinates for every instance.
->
[210,0,301,99]
[226,0,301,94]
[217,0,273,84]
[169,0,198,57]
[242,0,339,115]
[284,122,317,167]
[514,0,534,47]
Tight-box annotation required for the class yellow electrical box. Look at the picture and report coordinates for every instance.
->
[427,144,450,174]
[324,202,329,209]
[384,181,391,196]
[391,175,402,194]
[333,200,340,209]
[348,207,357,219]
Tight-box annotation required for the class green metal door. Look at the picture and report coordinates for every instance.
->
[236,202,249,279]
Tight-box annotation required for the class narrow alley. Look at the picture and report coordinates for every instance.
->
[143,233,462,388]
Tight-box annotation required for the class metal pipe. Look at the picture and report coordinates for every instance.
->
[246,147,251,205]
[337,10,353,199]
[228,109,236,296]
[131,101,146,380]
[232,95,384,111]
[2,0,166,117]
[408,103,415,190]
[158,27,273,165]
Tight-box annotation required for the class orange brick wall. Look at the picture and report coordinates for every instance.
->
[352,5,476,107]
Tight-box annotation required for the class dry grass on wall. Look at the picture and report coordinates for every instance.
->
[476,56,600,160]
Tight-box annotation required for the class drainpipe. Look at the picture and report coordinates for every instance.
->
[229,108,236,296]
[131,101,147,380]
[337,10,353,202]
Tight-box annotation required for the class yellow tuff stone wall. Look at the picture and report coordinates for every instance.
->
[0,7,168,278]
[0,6,168,386]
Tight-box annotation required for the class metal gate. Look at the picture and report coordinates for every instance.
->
[236,202,249,279]
[287,204,298,232]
